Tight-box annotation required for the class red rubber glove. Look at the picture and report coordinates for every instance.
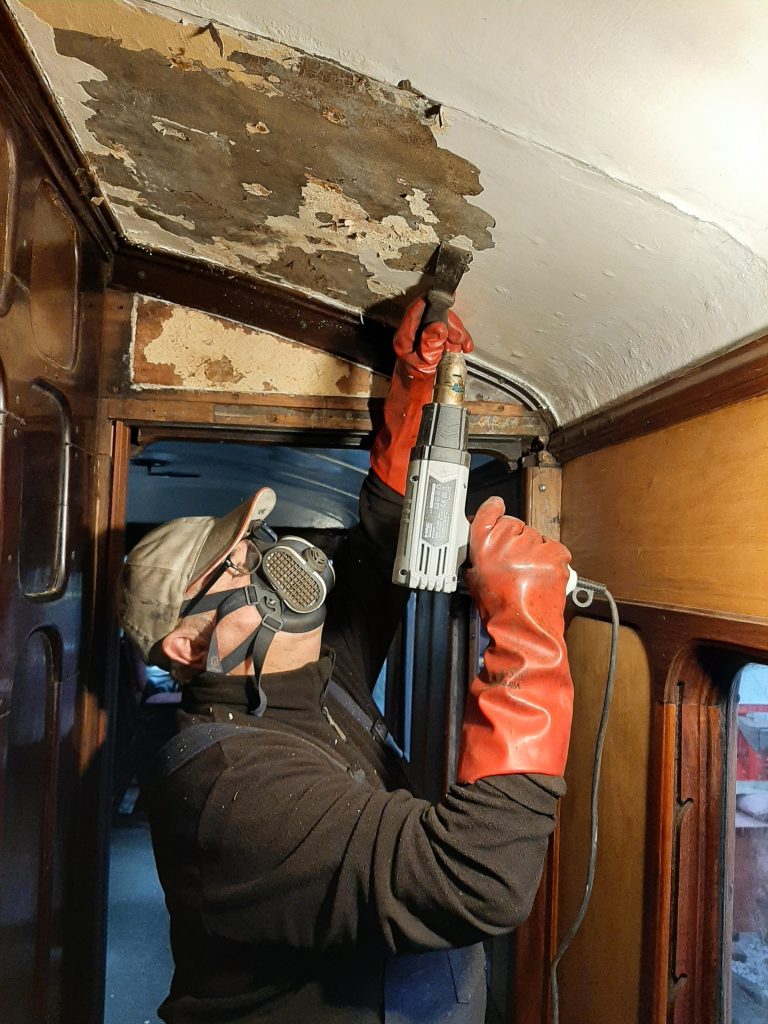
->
[457,498,574,782]
[370,297,473,495]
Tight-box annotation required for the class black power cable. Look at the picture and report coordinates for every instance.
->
[549,579,621,1024]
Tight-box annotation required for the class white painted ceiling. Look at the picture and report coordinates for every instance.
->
[8,0,768,425]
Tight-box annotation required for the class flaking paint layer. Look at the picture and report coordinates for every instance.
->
[132,296,390,397]
[13,0,493,317]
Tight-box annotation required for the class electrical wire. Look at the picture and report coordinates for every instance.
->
[549,579,620,1024]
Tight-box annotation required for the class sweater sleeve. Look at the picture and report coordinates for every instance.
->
[193,734,564,955]
[322,470,410,700]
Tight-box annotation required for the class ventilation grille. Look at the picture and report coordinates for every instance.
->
[263,548,323,612]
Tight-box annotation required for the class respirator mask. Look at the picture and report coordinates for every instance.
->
[179,521,335,715]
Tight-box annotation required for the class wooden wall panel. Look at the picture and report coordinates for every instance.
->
[0,629,62,1024]
[0,93,107,1024]
[19,381,71,599]
[556,617,652,1024]
[29,181,79,370]
[560,393,768,618]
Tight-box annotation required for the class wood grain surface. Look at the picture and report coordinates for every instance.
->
[561,394,768,619]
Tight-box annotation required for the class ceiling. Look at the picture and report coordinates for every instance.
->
[7,0,768,425]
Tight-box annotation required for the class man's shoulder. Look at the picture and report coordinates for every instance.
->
[160,714,353,789]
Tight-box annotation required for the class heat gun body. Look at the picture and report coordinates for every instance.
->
[392,401,471,592]
[391,242,580,596]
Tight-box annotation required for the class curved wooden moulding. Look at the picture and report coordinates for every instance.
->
[0,118,18,317]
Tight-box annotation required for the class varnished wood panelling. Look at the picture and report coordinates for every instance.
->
[0,628,61,1023]
[29,181,79,370]
[513,458,564,1024]
[525,457,562,540]
[560,394,768,618]
[0,87,107,1022]
[557,617,652,1024]
[670,700,724,1024]
[0,121,17,317]
[20,381,70,600]
[0,359,6,559]
[550,329,768,462]
[564,602,768,1023]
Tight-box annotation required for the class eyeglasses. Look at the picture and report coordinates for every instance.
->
[223,523,278,577]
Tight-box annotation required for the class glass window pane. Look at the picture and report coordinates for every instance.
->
[731,663,768,1020]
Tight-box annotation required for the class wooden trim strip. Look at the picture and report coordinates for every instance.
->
[105,393,548,440]
[0,5,118,257]
[549,331,768,461]
[513,460,564,1024]
[112,246,396,376]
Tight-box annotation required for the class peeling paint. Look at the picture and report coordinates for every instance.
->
[405,188,438,224]
[264,177,440,297]
[103,182,197,229]
[152,120,189,141]
[108,140,137,174]
[12,0,768,426]
[132,297,391,397]
[322,107,347,125]
[11,0,493,316]
[202,355,244,384]
[242,182,272,198]
[334,362,379,396]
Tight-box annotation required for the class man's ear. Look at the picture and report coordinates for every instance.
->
[161,627,209,670]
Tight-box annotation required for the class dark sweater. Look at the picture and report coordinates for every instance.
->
[148,472,564,1023]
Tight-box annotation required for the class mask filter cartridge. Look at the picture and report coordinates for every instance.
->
[261,538,333,615]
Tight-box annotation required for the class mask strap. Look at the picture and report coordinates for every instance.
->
[179,559,231,617]
[203,583,285,717]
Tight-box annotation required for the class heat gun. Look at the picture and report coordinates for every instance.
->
[392,244,473,592]
[392,243,580,597]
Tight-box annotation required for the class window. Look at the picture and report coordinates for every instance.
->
[730,662,768,1021]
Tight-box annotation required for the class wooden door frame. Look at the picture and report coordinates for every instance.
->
[92,408,538,1022]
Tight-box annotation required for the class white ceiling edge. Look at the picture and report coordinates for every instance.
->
[430,110,768,424]
[142,0,768,263]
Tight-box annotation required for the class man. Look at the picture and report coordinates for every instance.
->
[118,299,574,1024]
